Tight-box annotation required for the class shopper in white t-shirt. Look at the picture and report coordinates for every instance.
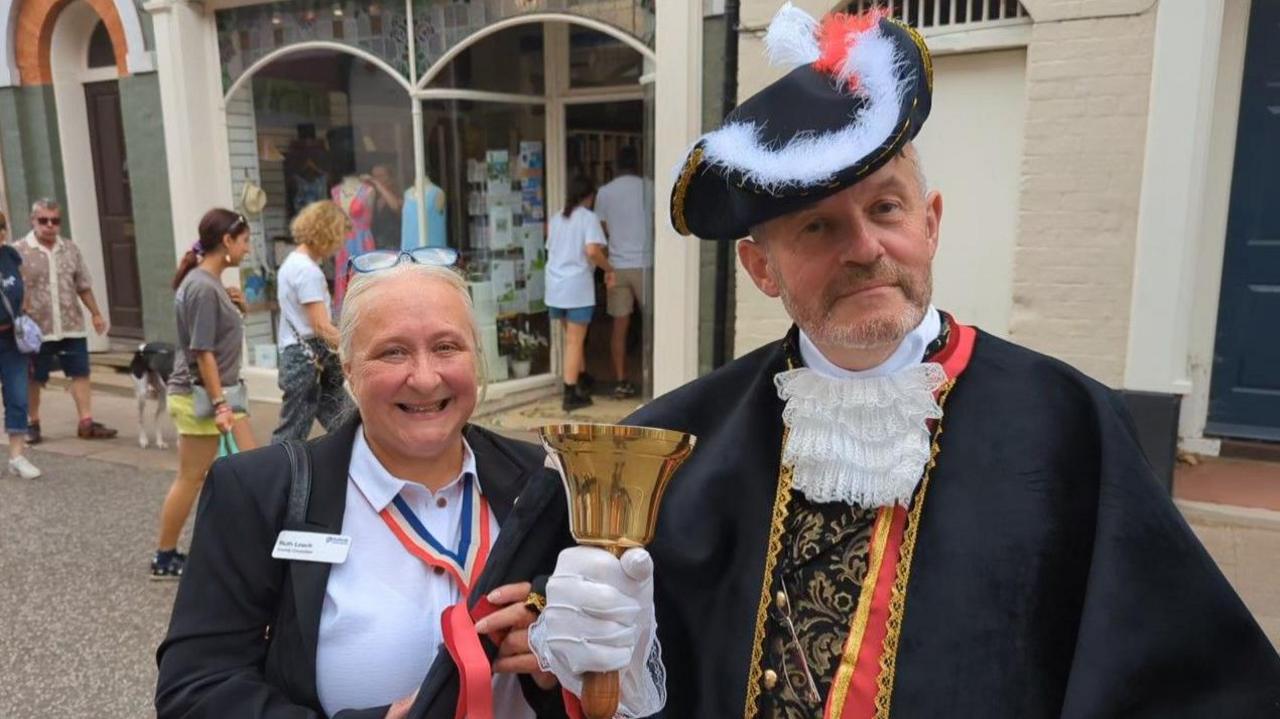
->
[592,146,651,399]
[545,175,613,411]
[271,200,349,443]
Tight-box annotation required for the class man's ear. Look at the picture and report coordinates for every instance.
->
[925,190,942,259]
[737,238,781,298]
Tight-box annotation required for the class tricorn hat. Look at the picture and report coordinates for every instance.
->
[671,4,933,240]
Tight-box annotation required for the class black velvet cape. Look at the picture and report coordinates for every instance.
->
[415,327,1280,718]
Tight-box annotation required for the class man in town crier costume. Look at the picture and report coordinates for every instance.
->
[410,5,1280,718]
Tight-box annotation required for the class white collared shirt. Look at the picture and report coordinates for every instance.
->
[798,305,942,379]
[315,430,533,717]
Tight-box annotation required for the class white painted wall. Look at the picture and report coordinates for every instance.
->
[914,49,1027,337]
[51,0,118,353]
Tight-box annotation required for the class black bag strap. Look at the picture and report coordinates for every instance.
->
[281,439,313,528]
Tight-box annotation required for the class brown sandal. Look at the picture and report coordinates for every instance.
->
[77,421,118,439]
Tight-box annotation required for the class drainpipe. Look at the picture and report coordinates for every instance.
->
[712,0,739,369]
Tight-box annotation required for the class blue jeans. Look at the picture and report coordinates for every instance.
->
[0,331,30,434]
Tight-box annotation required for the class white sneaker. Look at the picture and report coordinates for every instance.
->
[9,455,42,479]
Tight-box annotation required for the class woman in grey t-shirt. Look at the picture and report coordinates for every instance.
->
[152,208,256,579]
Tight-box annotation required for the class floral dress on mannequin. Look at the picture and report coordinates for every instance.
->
[331,177,376,311]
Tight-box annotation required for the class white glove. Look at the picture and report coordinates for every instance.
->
[528,547,666,718]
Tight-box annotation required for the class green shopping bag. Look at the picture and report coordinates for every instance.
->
[218,432,240,458]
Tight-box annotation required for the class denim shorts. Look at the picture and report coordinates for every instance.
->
[548,305,594,325]
[32,337,91,383]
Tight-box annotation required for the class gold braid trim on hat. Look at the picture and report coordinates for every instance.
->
[671,146,704,236]
[889,18,934,92]
[872,380,956,718]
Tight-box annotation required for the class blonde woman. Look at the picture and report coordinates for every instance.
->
[158,261,557,718]
[271,200,349,443]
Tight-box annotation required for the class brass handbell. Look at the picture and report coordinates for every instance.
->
[538,423,697,719]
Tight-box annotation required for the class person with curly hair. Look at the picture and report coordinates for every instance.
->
[271,200,350,443]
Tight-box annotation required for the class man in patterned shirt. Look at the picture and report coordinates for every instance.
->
[18,199,117,443]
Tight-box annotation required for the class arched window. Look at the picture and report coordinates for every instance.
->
[87,20,114,68]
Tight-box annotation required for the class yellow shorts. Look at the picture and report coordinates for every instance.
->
[168,392,249,436]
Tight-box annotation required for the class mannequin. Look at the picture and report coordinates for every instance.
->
[331,173,376,309]
[401,175,448,250]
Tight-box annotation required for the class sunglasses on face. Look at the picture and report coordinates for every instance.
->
[35,217,61,227]
[347,247,459,274]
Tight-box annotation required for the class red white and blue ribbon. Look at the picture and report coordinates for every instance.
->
[377,474,491,595]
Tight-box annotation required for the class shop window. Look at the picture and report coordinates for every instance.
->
[217,0,413,90]
[424,22,545,94]
[420,99,551,381]
[87,21,114,69]
[236,49,414,370]
[568,27,642,88]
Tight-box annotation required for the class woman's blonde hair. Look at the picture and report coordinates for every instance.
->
[291,200,347,255]
[339,262,488,398]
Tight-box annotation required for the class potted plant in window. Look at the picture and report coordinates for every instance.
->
[509,328,546,379]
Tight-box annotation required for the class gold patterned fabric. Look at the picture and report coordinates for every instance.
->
[758,495,877,718]
[754,315,953,717]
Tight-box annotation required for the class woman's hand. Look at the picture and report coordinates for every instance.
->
[476,582,558,690]
[385,690,417,719]
[225,286,248,313]
[214,404,235,433]
[604,271,617,290]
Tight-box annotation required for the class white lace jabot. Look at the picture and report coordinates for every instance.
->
[777,308,945,507]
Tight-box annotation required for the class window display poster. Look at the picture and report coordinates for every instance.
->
[486,149,510,195]
[521,176,544,221]
[518,141,543,177]
[520,224,544,260]
[491,259,517,303]
[490,206,514,250]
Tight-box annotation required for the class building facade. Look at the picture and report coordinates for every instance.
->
[1,0,1275,462]
[733,0,1277,461]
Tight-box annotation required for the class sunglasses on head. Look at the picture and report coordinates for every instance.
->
[347,247,460,274]
[227,214,248,235]
[35,217,61,227]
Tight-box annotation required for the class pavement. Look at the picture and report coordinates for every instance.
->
[0,368,1276,718]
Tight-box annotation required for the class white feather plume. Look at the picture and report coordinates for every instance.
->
[764,2,820,68]
[701,26,911,192]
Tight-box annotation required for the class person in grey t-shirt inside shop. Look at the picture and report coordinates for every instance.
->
[150,208,258,580]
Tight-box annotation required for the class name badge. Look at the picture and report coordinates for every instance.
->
[272,530,351,564]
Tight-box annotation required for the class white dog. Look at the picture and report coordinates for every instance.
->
[131,342,175,449]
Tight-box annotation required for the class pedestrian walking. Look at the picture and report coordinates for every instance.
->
[271,200,347,443]
[16,199,116,443]
[545,175,612,411]
[0,211,41,479]
[592,146,651,399]
[152,208,257,579]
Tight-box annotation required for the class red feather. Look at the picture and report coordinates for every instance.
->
[813,9,888,90]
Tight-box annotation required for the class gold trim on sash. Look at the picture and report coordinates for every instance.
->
[873,380,956,718]
[744,427,796,718]
[826,505,895,713]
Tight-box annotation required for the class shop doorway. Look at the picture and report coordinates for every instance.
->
[84,79,144,339]
[564,100,649,396]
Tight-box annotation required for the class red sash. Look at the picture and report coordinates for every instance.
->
[822,322,977,719]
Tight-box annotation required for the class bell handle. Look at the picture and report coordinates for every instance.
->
[580,670,620,719]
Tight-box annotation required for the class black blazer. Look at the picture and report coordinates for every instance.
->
[155,415,547,718]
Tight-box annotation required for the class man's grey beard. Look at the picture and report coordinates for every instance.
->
[774,260,932,351]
